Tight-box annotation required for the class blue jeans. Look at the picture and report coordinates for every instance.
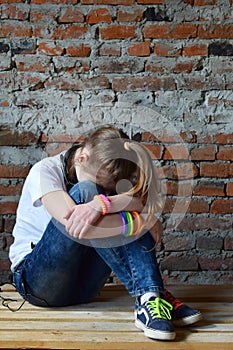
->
[13,181,164,307]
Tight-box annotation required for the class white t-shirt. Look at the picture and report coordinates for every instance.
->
[9,152,67,271]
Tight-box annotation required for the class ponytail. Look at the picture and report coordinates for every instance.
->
[123,141,163,244]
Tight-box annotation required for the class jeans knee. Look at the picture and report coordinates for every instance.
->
[69,181,103,204]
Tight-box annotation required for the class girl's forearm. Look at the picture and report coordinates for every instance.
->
[64,196,149,239]
[42,190,76,226]
[80,213,124,238]
[80,212,148,239]
[107,194,143,213]
[42,191,143,226]
[42,190,148,239]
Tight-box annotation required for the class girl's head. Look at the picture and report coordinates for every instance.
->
[67,125,162,238]
[75,126,136,193]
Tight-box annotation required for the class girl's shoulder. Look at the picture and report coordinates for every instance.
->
[32,151,66,172]
[26,151,67,184]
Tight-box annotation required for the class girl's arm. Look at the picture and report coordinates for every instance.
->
[41,191,138,239]
[41,190,148,239]
[64,204,153,240]
[41,191,142,225]
[64,194,155,239]
[41,190,76,226]
[107,193,143,213]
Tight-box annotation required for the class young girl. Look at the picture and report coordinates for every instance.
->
[9,126,201,341]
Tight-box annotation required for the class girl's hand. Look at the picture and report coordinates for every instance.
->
[64,200,102,239]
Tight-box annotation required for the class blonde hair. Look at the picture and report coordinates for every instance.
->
[71,126,162,243]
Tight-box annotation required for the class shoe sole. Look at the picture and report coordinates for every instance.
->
[135,319,176,341]
[173,312,203,327]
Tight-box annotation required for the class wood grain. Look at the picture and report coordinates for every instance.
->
[0,284,232,349]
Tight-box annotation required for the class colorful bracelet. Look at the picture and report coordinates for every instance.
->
[119,211,134,237]
[99,194,111,214]
[124,211,134,237]
[131,211,142,236]
[119,211,128,236]
[94,195,107,215]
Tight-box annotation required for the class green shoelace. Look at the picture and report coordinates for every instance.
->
[146,298,173,320]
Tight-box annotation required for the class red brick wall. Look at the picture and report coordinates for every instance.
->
[0,0,232,285]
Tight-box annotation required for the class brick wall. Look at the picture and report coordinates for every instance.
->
[0,0,233,285]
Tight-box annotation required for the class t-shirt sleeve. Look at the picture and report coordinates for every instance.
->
[27,157,66,207]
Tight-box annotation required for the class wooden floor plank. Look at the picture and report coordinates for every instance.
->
[0,309,232,324]
[3,283,232,301]
[1,298,232,312]
[0,320,233,332]
[1,284,232,307]
[0,330,233,345]
[0,284,232,349]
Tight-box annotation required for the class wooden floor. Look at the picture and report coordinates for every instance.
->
[0,284,232,350]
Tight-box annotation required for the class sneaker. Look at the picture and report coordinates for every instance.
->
[164,289,202,326]
[135,297,176,341]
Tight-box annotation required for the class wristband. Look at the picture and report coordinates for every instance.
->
[99,194,111,214]
[131,211,142,236]
[124,211,134,237]
[94,195,107,215]
[119,211,128,236]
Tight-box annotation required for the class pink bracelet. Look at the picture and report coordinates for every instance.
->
[99,194,111,214]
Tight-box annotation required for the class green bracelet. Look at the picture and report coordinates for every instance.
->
[124,211,134,237]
